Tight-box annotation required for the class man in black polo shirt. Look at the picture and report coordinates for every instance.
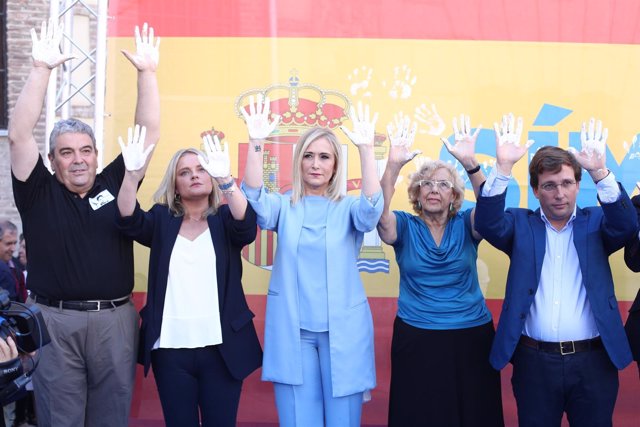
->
[7,19,160,426]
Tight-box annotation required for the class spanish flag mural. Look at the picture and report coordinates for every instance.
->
[104,1,640,425]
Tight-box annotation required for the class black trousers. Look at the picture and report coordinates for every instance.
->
[388,317,504,427]
[511,342,618,427]
[151,345,242,427]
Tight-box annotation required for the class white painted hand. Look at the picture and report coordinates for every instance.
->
[567,118,607,172]
[441,114,482,167]
[387,113,420,166]
[240,94,281,140]
[493,113,534,172]
[121,22,160,71]
[340,101,379,147]
[30,18,74,69]
[118,125,153,171]
[198,134,230,178]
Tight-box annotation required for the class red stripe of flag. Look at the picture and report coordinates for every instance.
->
[108,0,640,44]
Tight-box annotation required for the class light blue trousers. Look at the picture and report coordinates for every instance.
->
[273,329,364,427]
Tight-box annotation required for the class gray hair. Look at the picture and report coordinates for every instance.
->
[0,220,17,240]
[49,119,96,155]
[407,160,465,218]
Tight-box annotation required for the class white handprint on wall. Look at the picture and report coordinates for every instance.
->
[347,66,373,97]
[385,65,416,99]
[414,103,445,136]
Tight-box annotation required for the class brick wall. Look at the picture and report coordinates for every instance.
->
[1,0,49,228]
[2,0,96,231]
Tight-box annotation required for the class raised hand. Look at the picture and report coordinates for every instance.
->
[568,118,607,173]
[340,101,379,148]
[493,113,534,174]
[118,125,153,172]
[387,113,420,167]
[121,23,160,71]
[30,18,74,69]
[240,94,280,141]
[198,134,230,178]
[441,114,481,169]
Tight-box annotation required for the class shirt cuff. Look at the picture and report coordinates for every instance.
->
[363,191,382,206]
[240,181,262,201]
[481,167,511,197]
[595,171,620,204]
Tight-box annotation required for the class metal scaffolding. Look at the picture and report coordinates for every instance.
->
[45,0,108,170]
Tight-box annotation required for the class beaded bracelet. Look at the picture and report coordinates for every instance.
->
[218,178,235,191]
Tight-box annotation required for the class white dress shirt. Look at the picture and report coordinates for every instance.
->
[482,168,620,341]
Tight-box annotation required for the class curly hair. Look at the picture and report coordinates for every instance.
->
[407,160,465,218]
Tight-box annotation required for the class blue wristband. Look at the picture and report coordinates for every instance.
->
[218,178,235,190]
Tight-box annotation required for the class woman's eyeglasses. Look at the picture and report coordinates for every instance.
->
[417,180,454,191]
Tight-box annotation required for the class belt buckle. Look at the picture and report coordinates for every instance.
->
[86,300,101,312]
[560,340,575,355]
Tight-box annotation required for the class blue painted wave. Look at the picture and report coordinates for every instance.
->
[357,259,390,274]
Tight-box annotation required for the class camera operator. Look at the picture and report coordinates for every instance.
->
[0,336,21,427]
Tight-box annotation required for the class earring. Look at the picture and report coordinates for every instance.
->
[449,202,454,213]
[174,193,181,201]
[417,201,422,210]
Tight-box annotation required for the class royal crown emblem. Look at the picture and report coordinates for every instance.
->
[231,71,389,273]
[234,70,352,143]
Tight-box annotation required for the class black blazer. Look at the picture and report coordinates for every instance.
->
[623,195,640,361]
[117,202,262,379]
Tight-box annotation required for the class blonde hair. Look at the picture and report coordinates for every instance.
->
[407,160,465,218]
[153,148,221,216]
[290,127,344,205]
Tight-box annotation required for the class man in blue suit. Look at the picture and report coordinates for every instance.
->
[622,193,640,376]
[475,115,637,427]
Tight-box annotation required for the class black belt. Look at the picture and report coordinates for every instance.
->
[31,293,130,312]
[519,335,603,355]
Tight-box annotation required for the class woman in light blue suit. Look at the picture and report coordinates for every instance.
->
[240,96,383,427]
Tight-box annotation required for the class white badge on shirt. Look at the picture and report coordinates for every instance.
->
[89,189,115,211]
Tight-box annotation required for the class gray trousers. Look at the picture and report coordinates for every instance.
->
[29,298,139,427]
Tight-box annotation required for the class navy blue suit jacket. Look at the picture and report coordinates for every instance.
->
[117,203,262,379]
[623,195,640,362]
[475,183,636,370]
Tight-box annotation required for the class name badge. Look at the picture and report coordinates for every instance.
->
[89,189,115,211]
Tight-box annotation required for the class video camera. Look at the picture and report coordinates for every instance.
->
[0,289,50,353]
[0,289,51,405]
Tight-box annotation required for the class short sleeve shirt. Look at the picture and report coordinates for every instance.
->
[12,155,134,300]
[393,210,491,330]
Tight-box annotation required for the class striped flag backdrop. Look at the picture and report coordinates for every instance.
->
[104,1,640,424]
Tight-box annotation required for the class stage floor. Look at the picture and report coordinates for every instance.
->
[128,295,640,427]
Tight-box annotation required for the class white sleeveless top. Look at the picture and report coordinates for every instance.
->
[153,230,223,349]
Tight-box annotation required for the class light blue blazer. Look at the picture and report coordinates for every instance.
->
[243,184,383,397]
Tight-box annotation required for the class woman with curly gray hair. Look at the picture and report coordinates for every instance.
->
[378,115,503,427]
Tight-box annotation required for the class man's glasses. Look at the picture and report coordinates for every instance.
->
[539,180,577,193]
[417,180,454,191]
